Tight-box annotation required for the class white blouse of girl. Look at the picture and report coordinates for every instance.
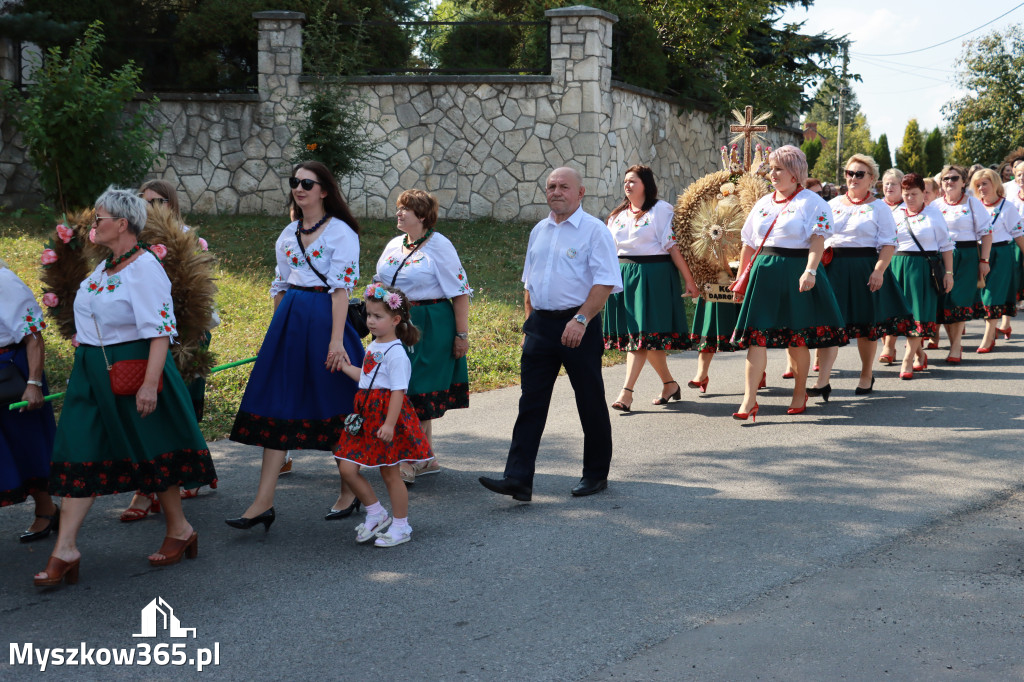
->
[939,194,991,242]
[826,198,899,250]
[270,217,360,296]
[893,203,955,253]
[0,266,46,346]
[374,232,472,300]
[359,338,411,391]
[741,188,832,249]
[607,199,676,255]
[73,251,179,345]
[981,199,1024,243]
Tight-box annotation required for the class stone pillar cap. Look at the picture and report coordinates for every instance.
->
[544,5,618,21]
[252,11,306,20]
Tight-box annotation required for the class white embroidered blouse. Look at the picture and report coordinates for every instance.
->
[979,199,1024,243]
[0,267,46,347]
[826,199,899,250]
[893,204,955,253]
[374,232,472,300]
[73,251,179,346]
[606,200,677,255]
[938,195,991,242]
[269,218,360,296]
[741,189,832,249]
[357,339,411,391]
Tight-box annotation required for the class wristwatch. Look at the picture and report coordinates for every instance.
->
[804,268,817,276]
[455,332,468,340]
[573,313,588,326]
[26,380,43,387]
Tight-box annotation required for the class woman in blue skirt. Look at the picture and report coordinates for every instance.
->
[227,161,364,531]
[730,145,847,420]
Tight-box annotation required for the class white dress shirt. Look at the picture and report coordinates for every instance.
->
[74,252,179,346]
[606,200,676,255]
[0,267,46,346]
[979,199,1024,242]
[893,204,955,253]
[357,339,411,391]
[522,205,623,310]
[938,195,991,241]
[741,189,832,249]
[270,218,360,296]
[826,198,898,250]
[374,232,472,300]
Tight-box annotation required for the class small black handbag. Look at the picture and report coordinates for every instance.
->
[0,358,27,405]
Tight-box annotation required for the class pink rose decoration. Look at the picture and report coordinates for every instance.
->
[198,237,209,251]
[89,228,96,243]
[71,334,80,348]
[55,223,74,244]
[40,248,58,265]
[150,243,168,259]
[42,292,59,307]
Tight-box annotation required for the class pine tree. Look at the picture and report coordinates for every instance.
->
[801,139,822,172]
[895,119,929,176]
[873,134,893,174]
[924,127,945,174]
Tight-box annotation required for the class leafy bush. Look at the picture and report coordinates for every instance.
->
[801,138,822,172]
[0,21,163,213]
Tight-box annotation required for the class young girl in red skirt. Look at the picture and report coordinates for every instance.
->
[334,284,433,547]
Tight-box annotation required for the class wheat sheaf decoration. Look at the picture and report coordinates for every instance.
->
[688,198,743,265]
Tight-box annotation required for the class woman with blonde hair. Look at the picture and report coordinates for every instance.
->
[881,169,905,212]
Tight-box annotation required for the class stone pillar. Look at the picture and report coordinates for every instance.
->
[544,6,617,212]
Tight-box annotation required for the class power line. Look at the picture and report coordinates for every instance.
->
[855,54,956,75]
[853,2,1024,57]
[861,82,951,96]
[854,55,953,84]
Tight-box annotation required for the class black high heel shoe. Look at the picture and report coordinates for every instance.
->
[806,383,831,402]
[225,507,275,532]
[653,381,682,406]
[324,499,361,520]
[20,507,60,543]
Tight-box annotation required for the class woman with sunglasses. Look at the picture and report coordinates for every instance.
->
[226,162,364,531]
[809,155,910,399]
[730,145,847,420]
[971,168,1024,353]
[935,165,992,363]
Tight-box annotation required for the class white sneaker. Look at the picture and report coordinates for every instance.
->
[374,526,411,547]
[355,514,391,543]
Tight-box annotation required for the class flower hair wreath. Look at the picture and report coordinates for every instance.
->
[364,284,404,310]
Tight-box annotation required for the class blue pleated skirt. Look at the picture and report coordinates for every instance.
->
[0,343,56,506]
[230,288,363,451]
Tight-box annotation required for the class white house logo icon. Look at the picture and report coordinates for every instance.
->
[133,597,197,639]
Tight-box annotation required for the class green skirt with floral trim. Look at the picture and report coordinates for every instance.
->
[978,242,1019,318]
[731,254,848,349]
[603,260,690,351]
[407,299,469,421]
[690,298,739,352]
[49,341,215,497]
[1013,241,1024,301]
[940,246,984,323]
[823,253,913,339]
[890,254,945,336]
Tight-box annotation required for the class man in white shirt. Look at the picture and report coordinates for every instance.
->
[479,167,623,501]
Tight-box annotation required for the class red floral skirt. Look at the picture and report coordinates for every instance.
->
[333,389,433,468]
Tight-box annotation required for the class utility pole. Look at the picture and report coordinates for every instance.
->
[835,41,849,187]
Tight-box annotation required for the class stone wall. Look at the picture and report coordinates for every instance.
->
[0,6,801,218]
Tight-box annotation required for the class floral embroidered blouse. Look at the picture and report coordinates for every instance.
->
[939,195,991,242]
[741,189,832,249]
[606,199,676,255]
[73,251,178,346]
[374,232,472,301]
[826,199,899,250]
[893,204,955,253]
[979,199,1024,243]
[270,218,360,296]
[0,266,46,347]
[358,339,411,391]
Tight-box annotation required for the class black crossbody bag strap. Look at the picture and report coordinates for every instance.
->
[389,239,426,287]
[296,224,331,288]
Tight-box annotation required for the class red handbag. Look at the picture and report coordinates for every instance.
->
[729,187,803,295]
[821,246,834,266]
[109,359,163,396]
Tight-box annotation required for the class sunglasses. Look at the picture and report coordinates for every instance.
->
[145,197,168,206]
[941,176,962,183]
[844,169,867,179]
[289,177,322,191]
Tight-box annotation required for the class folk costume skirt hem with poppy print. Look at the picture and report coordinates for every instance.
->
[689,298,739,352]
[890,254,945,337]
[977,243,1019,319]
[48,341,215,498]
[333,389,433,467]
[0,343,56,506]
[939,245,983,323]
[731,254,848,349]
[407,299,469,421]
[603,260,691,351]
[231,288,363,451]
[823,253,913,340]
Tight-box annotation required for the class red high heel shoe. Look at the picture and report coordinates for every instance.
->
[900,370,913,380]
[34,556,80,586]
[877,354,894,365]
[782,370,795,379]
[926,339,939,350]
[786,395,809,415]
[996,326,1011,340]
[119,493,160,523]
[913,352,928,371]
[976,340,996,354]
[732,403,759,422]
[687,377,709,393]
[758,372,767,389]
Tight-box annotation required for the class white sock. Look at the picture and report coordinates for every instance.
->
[365,502,386,521]
[391,517,411,534]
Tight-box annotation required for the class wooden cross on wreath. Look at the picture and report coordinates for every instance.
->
[729,105,770,171]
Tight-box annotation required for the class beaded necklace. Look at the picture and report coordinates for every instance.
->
[772,185,803,203]
[403,228,433,250]
[942,192,965,206]
[105,243,144,272]
[845,191,871,205]
[981,197,1001,208]
[298,213,330,235]
[884,198,901,208]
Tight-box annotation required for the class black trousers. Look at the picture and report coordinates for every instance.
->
[503,311,613,487]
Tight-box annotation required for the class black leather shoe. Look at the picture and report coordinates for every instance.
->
[324,499,360,520]
[225,507,275,531]
[478,476,532,501]
[571,478,608,497]
[19,507,60,543]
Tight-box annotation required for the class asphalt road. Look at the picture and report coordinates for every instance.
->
[2,319,1023,681]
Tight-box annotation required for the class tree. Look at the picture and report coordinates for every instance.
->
[924,127,944,174]
[894,119,928,176]
[945,25,1024,166]
[801,138,822,172]
[872,134,893,174]
[0,21,162,213]
[809,112,873,183]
